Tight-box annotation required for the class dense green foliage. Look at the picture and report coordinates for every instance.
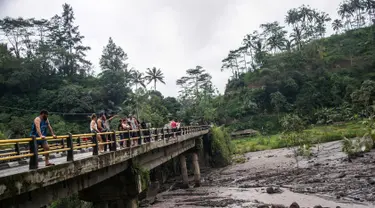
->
[209,127,233,167]
[216,0,375,133]
[0,4,180,138]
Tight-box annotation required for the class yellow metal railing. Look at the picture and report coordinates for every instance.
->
[0,126,209,169]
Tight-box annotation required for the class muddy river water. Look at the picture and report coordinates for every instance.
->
[149,141,375,208]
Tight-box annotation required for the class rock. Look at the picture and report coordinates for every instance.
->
[336,206,341,208]
[266,187,274,194]
[313,206,323,208]
[289,202,300,208]
[314,163,321,166]
[257,205,270,208]
[368,178,375,185]
[337,173,346,178]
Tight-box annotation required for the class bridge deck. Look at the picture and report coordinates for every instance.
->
[0,151,93,178]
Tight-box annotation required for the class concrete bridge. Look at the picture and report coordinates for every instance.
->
[0,126,210,208]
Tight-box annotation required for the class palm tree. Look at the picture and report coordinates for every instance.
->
[242,34,255,68]
[350,0,365,28]
[315,12,331,38]
[332,19,344,34]
[130,70,145,120]
[261,21,287,54]
[290,27,303,51]
[131,70,146,91]
[362,0,375,25]
[285,8,301,29]
[145,67,166,91]
[338,2,354,30]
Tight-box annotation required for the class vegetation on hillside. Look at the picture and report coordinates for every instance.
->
[216,0,375,134]
[209,127,233,167]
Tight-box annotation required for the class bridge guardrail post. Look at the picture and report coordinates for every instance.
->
[166,128,170,141]
[156,128,159,141]
[77,137,81,147]
[61,137,65,148]
[92,133,99,155]
[67,133,74,161]
[127,129,131,148]
[138,129,143,145]
[103,134,108,152]
[29,135,38,169]
[148,127,151,142]
[14,142,20,156]
[111,131,117,151]
[162,128,165,141]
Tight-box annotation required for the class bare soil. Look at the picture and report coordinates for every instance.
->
[151,141,375,208]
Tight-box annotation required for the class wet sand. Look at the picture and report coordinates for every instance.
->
[151,141,375,208]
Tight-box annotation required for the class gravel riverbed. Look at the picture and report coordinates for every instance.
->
[150,141,375,208]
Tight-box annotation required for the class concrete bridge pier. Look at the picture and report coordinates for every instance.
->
[179,154,189,188]
[192,152,201,187]
[179,152,201,188]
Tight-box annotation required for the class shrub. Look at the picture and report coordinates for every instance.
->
[210,126,233,167]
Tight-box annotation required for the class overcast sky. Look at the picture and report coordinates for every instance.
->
[0,0,342,97]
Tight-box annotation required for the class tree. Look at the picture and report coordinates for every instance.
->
[99,37,128,72]
[332,19,344,33]
[176,66,216,124]
[48,3,91,77]
[338,1,354,30]
[145,67,166,90]
[260,21,287,54]
[176,66,212,99]
[98,38,131,109]
[362,0,375,25]
[131,70,146,90]
[270,91,289,117]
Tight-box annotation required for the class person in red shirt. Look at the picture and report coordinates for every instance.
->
[170,119,177,133]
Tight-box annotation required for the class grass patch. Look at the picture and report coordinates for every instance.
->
[233,121,366,154]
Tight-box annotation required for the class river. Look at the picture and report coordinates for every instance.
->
[147,141,375,207]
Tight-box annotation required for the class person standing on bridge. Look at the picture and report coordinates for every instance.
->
[90,114,103,152]
[30,110,57,166]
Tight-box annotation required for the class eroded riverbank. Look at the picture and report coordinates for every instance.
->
[150,141,375,207]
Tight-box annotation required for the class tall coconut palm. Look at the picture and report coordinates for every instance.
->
[145,67,166,91]
[131,70,146,91]
[349,0,365,28]
[315,11,331,38]
[332,19,344,34]
[285,8,301,29]
[130,70,146,120]
[242,33,256,69]
[338,2,354,30]
[290,27,303,51]
[362,0,375,25]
